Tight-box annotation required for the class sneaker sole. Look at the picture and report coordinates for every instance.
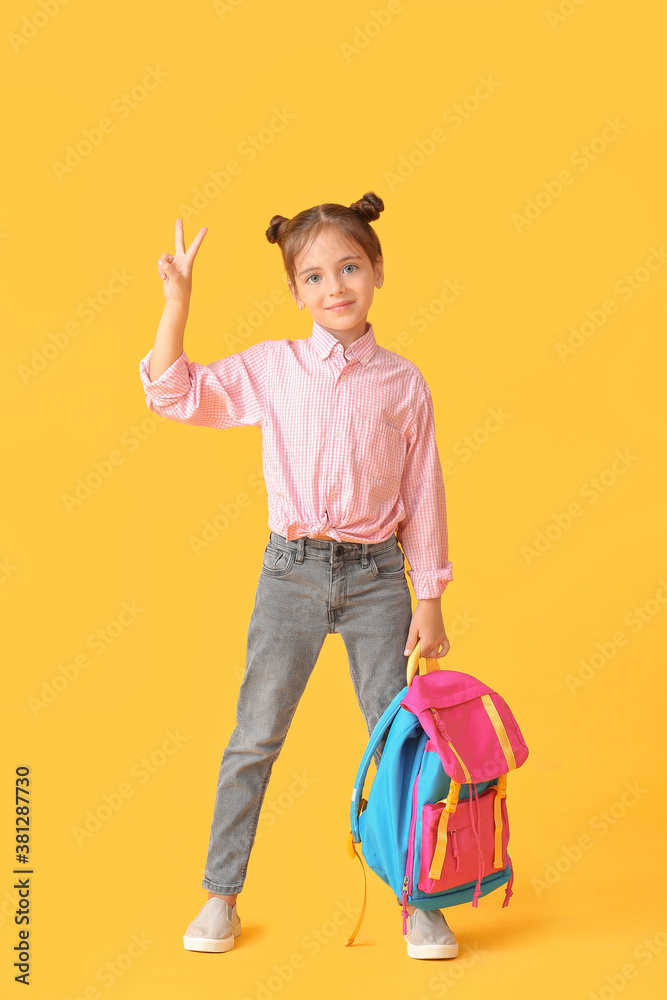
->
[404,938,459,960]
[183,925,242,953]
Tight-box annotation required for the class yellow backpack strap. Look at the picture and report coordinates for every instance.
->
[480,695,516,771]
[345,832,368,946]
[406,639,440,686]
[493,773,507,868]
[428,781,460,880]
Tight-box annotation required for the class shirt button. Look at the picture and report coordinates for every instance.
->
[329,489,336,497]
[340,375,347,382]
[334,431,341,438]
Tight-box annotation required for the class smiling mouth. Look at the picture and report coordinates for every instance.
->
[327,301,354,310]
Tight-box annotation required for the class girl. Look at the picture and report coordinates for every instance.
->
[139,192,457,960]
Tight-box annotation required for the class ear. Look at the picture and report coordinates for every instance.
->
[374,261,384,287]
[287,280,302,309]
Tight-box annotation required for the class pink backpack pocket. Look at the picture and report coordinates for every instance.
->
[419,782,510,894]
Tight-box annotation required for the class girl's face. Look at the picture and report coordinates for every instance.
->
[288,228,383,338]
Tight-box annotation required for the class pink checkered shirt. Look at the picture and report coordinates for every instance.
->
[139,319,453,599]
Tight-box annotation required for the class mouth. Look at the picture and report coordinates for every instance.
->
[327,301,354,311]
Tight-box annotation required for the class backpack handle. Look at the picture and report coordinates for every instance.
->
[406,638,441,686]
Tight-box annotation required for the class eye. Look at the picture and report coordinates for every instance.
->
[305,263,358,284]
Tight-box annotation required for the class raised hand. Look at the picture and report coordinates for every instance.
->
[157,218,208,306]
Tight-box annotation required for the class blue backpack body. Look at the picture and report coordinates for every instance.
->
[344,644,526,946]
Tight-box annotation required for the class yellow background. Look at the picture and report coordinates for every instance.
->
[2,0,666,997]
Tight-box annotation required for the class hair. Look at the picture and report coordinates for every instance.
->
[265,191,384,288]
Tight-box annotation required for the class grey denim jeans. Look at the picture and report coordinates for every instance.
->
[201,529,414,895]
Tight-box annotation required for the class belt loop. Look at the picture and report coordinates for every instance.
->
[295,536,305,563]
[361,542,369,569]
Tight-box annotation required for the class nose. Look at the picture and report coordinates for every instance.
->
[328,277,347,296]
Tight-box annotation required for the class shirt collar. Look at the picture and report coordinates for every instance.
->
[310,319,377,367]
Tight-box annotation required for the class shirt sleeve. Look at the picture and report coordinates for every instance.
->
[396,374,453,600]
[138,341,268,429]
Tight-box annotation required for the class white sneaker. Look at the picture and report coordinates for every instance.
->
[403,907,458,959]
[183,897,242,953]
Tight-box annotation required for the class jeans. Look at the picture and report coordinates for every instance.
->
[201,529,414,895]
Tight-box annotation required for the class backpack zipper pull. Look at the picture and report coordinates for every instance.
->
[401,876,409,935]
[451,829,461,871]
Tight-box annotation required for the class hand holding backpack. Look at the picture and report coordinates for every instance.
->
[345,640,529,945]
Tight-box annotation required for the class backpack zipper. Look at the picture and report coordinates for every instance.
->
[402,759,422,935]
[429,708,472,783]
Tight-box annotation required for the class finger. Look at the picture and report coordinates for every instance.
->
[403,632,418,656]
[158,258,172,280]
[175,218,185,255]
[419,638,445,657]
[186,225,208,262]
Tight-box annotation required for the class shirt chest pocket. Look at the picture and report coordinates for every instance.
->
[352,410,405,482]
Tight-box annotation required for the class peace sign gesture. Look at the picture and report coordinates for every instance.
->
[157,218,208,306]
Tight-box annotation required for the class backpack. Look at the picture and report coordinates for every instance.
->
[344,640,529,945]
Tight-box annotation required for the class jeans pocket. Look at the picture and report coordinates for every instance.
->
[369,543,406,578]
[261,541,296,578]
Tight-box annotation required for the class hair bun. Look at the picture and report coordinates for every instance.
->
[265,214,290,244]
[349,191,384,223]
